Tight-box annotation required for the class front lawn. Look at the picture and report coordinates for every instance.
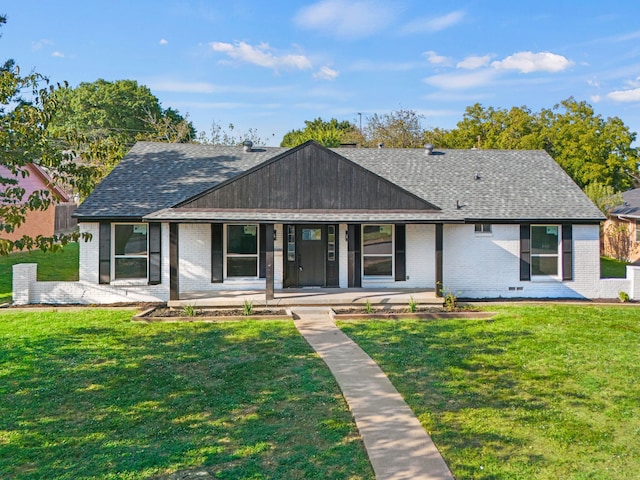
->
[339,305,640,480]
[0,243,79,303]
[601,256,629,278]
[0,310,373,479]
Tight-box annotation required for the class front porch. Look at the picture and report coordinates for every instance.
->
[168,288,440,308]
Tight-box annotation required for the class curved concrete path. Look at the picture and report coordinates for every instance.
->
[292,307,454,480]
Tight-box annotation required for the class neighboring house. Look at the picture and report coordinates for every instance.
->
[18,140,636,304]
[0,163,77,244]
[603,188,640,262]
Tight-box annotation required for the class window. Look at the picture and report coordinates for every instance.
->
[113,223,148,280]
[362,224,393,276]
[474,223,492,234]
[636,220,640,243]
[327,225,336,261]
[530,225,559,277]
[227,224,258,277]
[287,225,296,261]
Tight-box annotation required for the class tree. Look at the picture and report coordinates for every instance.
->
[539,98,637,191]
[280,117,362,147]
[0,15,91,254]
[363,108,424,148]
[197,121,267,146]
[434,99,638,192]
[48,79,195,197]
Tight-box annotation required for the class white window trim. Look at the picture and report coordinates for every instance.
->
[224,224,260,280]
[530,224,561,281]
[111,222,149,283]
[361,224,394,278]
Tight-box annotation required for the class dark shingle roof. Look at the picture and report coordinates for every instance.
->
[610,188,640,218]
[75,141,604,222]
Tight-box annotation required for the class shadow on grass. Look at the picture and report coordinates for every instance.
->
[1,314,373,479]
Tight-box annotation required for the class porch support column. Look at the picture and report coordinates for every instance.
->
[435,223,443,297]
[265,223,274,301]
[169,223,179,301]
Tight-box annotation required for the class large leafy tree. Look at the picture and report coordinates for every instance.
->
[280,117,362,147]
[0,15,91,254]
[429,99,638,192]
[364,108,424,148]
[49,79,195,197]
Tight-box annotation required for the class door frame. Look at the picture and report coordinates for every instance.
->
[283,224,339,288]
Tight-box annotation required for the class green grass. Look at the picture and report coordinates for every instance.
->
[339,305,640,480]
[0,243,79,303]
[0,310,373,479]
[600,256,629,278]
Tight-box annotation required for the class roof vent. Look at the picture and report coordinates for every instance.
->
[424,143,434,155]
[242,140,253,152]
[377,143,384,149]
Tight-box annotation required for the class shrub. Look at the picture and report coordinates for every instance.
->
[619,291,630,303]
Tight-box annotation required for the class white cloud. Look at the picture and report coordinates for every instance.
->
[147,79,291,95]
[423,69,498,90]
[607,88,640,102]
[32,39,53,50]
[314,66,339,80]
[210,41,312,71]
[51,51,64,58]
[587,79,601,88]
[160,38,168,45]
[423,50,451,66]
[294,0,396,39]
[349,60,422,72]
[491,51,573,73]
[590,95,602,103]
[402,10,465,34]
[457,55,491,70]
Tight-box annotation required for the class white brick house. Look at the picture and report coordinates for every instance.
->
[15,140,626,304]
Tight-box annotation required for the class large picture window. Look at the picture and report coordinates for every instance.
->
[362,224,393,276]
[531,225,559,277]
[113,223,148,280]
[227,224,258,277]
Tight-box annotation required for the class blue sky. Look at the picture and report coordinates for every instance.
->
[5,0,640,146]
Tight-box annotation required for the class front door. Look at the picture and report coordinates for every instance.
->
[297,225,325,286]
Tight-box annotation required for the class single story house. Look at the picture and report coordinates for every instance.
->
[15,140,639,304]
[603,188,640,262]
[0,163,77,246]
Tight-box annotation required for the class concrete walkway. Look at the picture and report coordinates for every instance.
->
[292,307,454,480]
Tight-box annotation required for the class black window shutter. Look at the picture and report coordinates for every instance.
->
[99,222,111,284]
[148,223,162,285]
[395,224,406,281]
[435,224,443,296]
[211,224,223,283]
[348,224,361,287]
[520,224,531,281]
[259,224,266,278]
[562,223,573,281]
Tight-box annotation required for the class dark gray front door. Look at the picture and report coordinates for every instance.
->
[297,225,325,286]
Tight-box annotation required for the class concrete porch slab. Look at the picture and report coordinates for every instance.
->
[168,288,440,308]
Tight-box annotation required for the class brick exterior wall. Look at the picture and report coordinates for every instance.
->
[13,221,634,304]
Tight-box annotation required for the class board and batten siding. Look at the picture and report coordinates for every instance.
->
[178,144,436,211]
